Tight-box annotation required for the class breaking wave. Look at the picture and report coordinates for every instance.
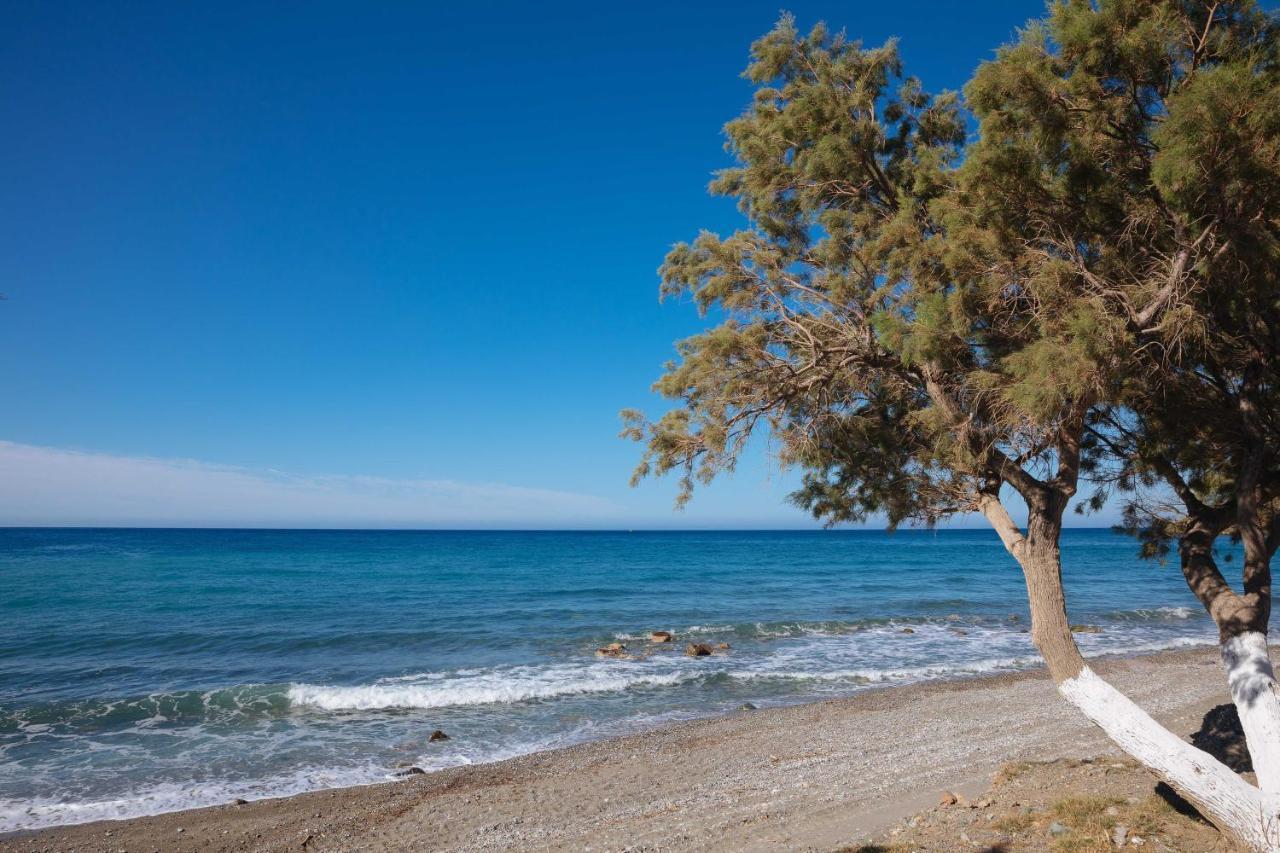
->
[287,665,700,711]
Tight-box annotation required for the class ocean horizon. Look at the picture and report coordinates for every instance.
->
[0,527,1230,832]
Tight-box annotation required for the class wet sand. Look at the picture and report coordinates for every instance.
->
[1,645,1234,852]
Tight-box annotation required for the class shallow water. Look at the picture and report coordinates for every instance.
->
[0,528,1235,830]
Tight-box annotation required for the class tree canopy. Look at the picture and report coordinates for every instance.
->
[625,1,1280,550]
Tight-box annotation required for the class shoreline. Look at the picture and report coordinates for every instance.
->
[1,643,1237,851]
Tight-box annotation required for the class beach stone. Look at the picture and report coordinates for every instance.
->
[428,729,450,742]
[685,642,713,657]
[394,766,426,776]
[940,791,958,806]
[1070,624,1103,633]
[233,798,249,806]
[739,702,757,711]
[1112,824,1128,847]
[649,631,674,643]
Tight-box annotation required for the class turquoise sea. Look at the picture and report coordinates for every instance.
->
[0,528,1232,831]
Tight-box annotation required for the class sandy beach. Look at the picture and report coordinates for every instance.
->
[0,644,1240,852]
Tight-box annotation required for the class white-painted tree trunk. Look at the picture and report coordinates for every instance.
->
[1224,632,1280,796]
[1060,666,1280,851]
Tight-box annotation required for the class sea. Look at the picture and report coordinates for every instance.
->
[0,527,1235,832]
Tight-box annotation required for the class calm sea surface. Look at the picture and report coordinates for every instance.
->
[0,528,1235,830]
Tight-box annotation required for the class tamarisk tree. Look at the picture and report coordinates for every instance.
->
[624,4,1280,848]
[1052,0,1280,824]
[966,0,1280,844]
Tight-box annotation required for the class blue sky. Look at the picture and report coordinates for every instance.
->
[1,1,1077,528]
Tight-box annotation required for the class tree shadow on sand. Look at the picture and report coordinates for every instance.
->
[1154,704,1255,820]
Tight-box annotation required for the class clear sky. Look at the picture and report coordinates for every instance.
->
[1,1,1076,528]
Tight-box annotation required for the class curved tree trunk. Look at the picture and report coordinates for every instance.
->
[1182,517,1280,799]
[981,495,1280,851]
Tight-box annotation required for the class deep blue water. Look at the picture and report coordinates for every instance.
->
[0,528,1228,830]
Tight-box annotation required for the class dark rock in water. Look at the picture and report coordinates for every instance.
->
[649,630,674,643]
[393,766,426,777]
[739,702,757,711]
[951,629,968,636]
[1069,624,1103,633]
[429,729,450,742]
[1192,703,1253,772]
[900,627,915,634]
[685,642,713,657]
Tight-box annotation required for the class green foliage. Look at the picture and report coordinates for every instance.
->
[625,3,1280,541]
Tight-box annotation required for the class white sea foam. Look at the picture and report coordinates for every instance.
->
[0,764,389,833]
[288,664,699,711]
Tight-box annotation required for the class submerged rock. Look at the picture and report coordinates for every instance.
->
[685,642,713,657]
[900,627,915,634]
[649,630,674,643]
[717,642,731,650]
[1070,624,1103,633]
[428,729,450,742]
[596,642,629,659]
